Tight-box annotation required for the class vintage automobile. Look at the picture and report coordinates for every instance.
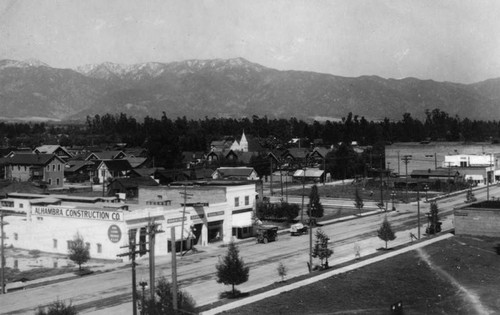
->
[256,225,279,244]
[290,223,308,236]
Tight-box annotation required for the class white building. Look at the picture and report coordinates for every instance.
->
[1,181,256,260]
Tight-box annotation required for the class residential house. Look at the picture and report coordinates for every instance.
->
[224,150,256,165]
[1,153,65,188]
[128,167,164,178]
[281,148,311,169]
[210,139,233,152]
[85,150,127,161]
[64,160,95,183]
[96,159,133,184]
[106,176,159,199]
[125,157,149,169]
[182,151,207,168]
[33,145,73,161]
[154,169,191,185]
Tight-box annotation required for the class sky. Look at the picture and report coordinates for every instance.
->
[1,0,500,83]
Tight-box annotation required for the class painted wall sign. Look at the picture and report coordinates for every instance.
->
[108,225,122,243]
[190,214,205,220]
[207,211,224,217]
[32,206,123,221]
[167,216,187,224]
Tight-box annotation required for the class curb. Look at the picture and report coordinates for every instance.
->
[201,233,454,315]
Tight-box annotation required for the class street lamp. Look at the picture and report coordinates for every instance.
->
[423,184,429,202]
[138,279,148,315]
[390,191,396,211]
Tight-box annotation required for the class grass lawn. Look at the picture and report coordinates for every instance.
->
[210,236,500,314]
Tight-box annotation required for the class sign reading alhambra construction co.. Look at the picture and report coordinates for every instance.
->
[32,206,123,221]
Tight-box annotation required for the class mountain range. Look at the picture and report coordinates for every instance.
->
[0,57,499,122]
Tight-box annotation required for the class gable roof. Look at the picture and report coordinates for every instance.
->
[64,160,95,173]
[101,159,133,172]
[86,150,126,160]
[283,148,310,159]
[125,157,148,168]
[215,167,256,177]
[1,153,64,166]
[129,167,164,177]
[293,168,325,177]
[34,145,72,157]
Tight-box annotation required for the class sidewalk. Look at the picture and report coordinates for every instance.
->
[201,233,454,315]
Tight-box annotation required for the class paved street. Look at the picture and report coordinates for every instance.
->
[1,184,497,315]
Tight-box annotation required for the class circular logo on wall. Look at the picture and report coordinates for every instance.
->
[108,224,122,243]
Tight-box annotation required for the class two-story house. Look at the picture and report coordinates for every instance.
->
[2,153,65,188]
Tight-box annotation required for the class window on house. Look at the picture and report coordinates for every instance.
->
[17,166,20,171]
[67,240,74,249]
[14,233,18,240]
[234,197,239,207]
[97,243,102,253]
[85,242,91,250]
[19,203,23,208]
[57,164,61,171]
[245,196,249,205]
[24,166,27,171]
[48,179,52,185]
[46,165,49,171]
[53,239,57,249]
[52,164,55,171]
[56,178,60,185]
[11,165,14,170]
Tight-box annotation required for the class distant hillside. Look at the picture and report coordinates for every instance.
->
[0,57,499,122]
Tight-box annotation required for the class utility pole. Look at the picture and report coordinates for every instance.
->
[401,155,412,202]
[179,186,193,255]
[300,160,306,223]
[379,155,384,209]
[102,169,106,197]
[147,220,164,301]
[280,166,283,197]
[323,157,326,186]
[309,202,313,273]
[269,157,273,196]
[0,210,6,294]
[117,230,141,315]
[170,227,178,311]
[417,189,421,239]
[444,162,453,194]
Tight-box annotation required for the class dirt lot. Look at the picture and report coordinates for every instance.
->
[216,235,500,314]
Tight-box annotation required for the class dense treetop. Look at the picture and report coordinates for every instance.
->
[1,109,499,169]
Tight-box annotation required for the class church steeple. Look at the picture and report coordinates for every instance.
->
[240,130,248,152]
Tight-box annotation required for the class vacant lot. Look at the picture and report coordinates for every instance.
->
[219,236,500,314]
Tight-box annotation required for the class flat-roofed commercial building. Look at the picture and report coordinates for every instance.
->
[1,180,256,260]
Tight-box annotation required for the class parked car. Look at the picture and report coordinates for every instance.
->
[256,225,278,244]
[290,223,308,236]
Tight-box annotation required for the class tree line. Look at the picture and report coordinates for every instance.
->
[2,108,500,169]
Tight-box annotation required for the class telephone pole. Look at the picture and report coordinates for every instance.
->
[146,220,163,300]
[0,210,7,294]
[179,186,193,255]
[117,230,141,315]
[401,155,412,202]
